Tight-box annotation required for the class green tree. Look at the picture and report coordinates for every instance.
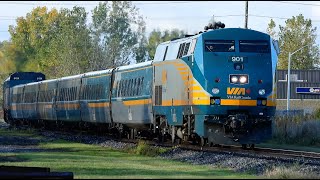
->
[266,18,277,40]
[0,41,16,74]
[134,15,148,63]
[147,29,186,60]
[8,6,60,73]
[91,1,146,68]
[0,41,18,104]
[47,6,93,78]
[8,6,94,78]
[275,14,320,69]
[0,40,23,73]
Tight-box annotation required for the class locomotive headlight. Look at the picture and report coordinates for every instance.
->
[258,89,266,95]
[231,76,238,83]
[212,88,220,94]
[239,76,247,83]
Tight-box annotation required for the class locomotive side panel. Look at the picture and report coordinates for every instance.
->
[153,59,191,126]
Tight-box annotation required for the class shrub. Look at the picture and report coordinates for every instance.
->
[313,107,320,120]
[128,140,168,157]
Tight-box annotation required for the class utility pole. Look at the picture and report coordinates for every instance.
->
[286,45,309,113]
[245,1,248,29]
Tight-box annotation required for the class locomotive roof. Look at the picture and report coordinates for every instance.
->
[157,28,270,47]
[116,61,153,71]
[159,34,199,45]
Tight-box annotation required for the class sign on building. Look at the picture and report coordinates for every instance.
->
[296,87,320,94]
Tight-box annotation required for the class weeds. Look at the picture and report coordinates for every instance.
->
[125,140,169,157]
[272,115,320,146]
[264,165,319,179]
[314,107,320,120]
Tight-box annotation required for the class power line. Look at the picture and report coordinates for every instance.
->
[0,14,310,21]
[1,1,320,7]
[271,1,320,7]
[133,1,200,5]
[0,14,245,20]
[148,14,245,20]
[0,1,194,6]
[0,1,99,6]
[1,13,320,22]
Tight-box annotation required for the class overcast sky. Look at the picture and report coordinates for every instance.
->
[1,1,320,45]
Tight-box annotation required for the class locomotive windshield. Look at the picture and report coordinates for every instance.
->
[239,40,270,53]
[205,40,235,52]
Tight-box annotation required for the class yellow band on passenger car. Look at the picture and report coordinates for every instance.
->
[56,103,80,109]
[88,102,109,108]
[161,100,188,106]
[123,99,152,106]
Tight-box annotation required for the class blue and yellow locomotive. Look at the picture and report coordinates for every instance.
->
[3,22,280,147]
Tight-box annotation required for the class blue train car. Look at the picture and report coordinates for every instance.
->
[56,75,82,122]
[3,72,45,123]
[38,79,58,122]
[10,84,25,121]
[80,69,113,124]
[22,82,39,121]
[111,61,153,131]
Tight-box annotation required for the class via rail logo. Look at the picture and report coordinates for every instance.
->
[227,87,251,99]
[310,88,320,94]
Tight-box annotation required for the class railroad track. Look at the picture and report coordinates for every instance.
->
[166,143,320,163]
[119,136,320,164]
[252,147,320,160]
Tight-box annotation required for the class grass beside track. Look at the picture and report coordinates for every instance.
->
[0,128,256,179]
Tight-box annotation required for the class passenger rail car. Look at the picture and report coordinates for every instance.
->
[3,72,45,123]
[3,23,280,147]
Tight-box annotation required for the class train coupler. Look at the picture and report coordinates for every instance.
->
[228,114,248,129]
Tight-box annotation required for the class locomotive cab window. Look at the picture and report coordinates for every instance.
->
[204,40,235,52]
[239,40,270,53]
